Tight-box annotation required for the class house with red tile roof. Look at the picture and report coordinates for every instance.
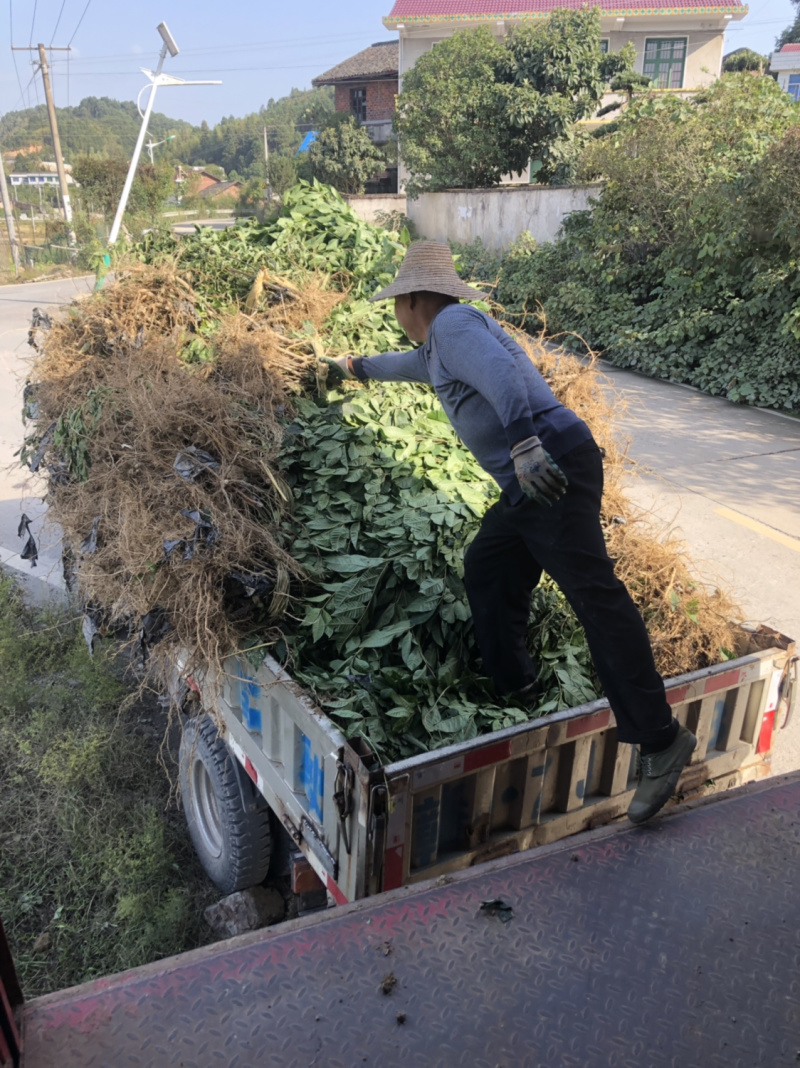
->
[313,42,399,147]
[384,0,748,98]
[312,41,400,192]
[770,43,800,101]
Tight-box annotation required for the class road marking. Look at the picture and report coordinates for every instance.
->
[715,507,800,555]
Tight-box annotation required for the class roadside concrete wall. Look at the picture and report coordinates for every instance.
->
[407,185,599,250]
[344,193,407,224]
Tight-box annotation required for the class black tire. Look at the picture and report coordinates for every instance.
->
[179,715,272,894]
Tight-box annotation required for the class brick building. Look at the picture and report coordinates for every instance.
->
[313,40,399,192]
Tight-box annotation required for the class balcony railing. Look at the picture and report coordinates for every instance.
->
[364,119,393,145]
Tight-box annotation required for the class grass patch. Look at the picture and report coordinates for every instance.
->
[0,574,217,997]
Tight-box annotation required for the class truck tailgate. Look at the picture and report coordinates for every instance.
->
[21,770,800,1068]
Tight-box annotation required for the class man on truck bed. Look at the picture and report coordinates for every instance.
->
[326,240,696,825]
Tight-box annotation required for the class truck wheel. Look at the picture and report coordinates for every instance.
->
[179,715,272,894]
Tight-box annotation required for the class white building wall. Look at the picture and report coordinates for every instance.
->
[406,184,599,250]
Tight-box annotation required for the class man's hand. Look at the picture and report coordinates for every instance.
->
[319,355,353,387]
[510,436,568,505]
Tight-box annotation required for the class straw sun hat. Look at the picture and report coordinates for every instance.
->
[369,240,481,303]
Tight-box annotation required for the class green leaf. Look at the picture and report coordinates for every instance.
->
[324,554,385,573]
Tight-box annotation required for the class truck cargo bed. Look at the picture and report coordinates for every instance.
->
[197,628,796,903]
[21,770,800,1068]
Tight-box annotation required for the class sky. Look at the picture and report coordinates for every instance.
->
[1,0,797,129]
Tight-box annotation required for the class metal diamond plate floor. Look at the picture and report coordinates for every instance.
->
[22,774,800,1068]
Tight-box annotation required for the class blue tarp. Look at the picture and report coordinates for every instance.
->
[296,131,318,154]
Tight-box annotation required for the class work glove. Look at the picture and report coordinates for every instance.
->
[319,355,353,387]
[510,436,568,505]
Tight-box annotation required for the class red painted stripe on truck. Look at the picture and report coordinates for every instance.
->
[464,740,512,773]
[703,669,741,695]
[667,685,690,706]
[757,708,775,755]
[383,845,405,891]
[244,757,258,784]
[325,874,348,906]
[567,708,611,739]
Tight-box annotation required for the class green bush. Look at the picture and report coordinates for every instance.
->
[0,577,215,995]
[457,76,800,411]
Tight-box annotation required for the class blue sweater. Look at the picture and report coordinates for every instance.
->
[352,304,592,504]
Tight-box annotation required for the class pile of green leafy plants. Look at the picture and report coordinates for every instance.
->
[275,383,597,764]
[457,76,800,411]
[137,180,406,303]
[0,575,216,996]
[30,178,732,771]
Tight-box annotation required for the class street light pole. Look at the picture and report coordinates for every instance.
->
[145,135,176,165]
[107,38,169,246]
[107,23,220,248]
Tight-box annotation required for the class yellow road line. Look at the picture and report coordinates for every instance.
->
[715,507,800,555]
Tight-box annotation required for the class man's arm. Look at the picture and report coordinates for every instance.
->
[351,348,431,385]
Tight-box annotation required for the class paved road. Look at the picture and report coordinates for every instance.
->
[0,275,94,601]
[172,218,237,235]
[1,280,798,765]
[601,363,800,773]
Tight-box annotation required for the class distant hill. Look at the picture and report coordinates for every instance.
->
[0,86,335,180]
[0,96,196,162]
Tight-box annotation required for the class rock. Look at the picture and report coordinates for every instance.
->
[203,887,285,938]
[33,931,51,953]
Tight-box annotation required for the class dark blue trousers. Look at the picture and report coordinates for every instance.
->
[464,440,673,746]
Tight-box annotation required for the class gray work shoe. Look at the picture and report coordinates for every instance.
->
[628,724,698,825]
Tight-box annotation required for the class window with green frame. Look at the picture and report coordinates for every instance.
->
[642,37,687,89]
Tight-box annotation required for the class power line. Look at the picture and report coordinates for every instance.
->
[10,1,27,104]
[50,60,353,76]
[10,68,41,113]
[28,0,36,48]
[68,0,92,47]
[51,0,67,45]
[46,30,382,66]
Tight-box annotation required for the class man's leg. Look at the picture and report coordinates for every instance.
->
[464,498,543,696]
[515,441,675,746]
[513,440,696,822]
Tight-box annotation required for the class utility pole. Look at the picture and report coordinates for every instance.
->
[264,127,272,202]
[11,43,76,257]
[0,151,22,273]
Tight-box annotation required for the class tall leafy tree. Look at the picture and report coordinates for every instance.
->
[308,115,386,195]
[776,0,800,49]
[394,9,634,194]
[71,156,173,219]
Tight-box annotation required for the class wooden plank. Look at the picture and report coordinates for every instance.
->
[715,683,750,754]
[602,733,635,797]
[740,678,766,747]
[466,767,496,848]
[565,737,593,813]
[510,750,547,831]
[693,694,722,763]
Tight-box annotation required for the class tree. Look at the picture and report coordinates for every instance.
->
[723,49,769,73]
[267,154,297,196]
[307,115,386,195]
[776,0,800,49]
[394,10,634,195]
[72,156,174,220]
[12,151,44,173]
